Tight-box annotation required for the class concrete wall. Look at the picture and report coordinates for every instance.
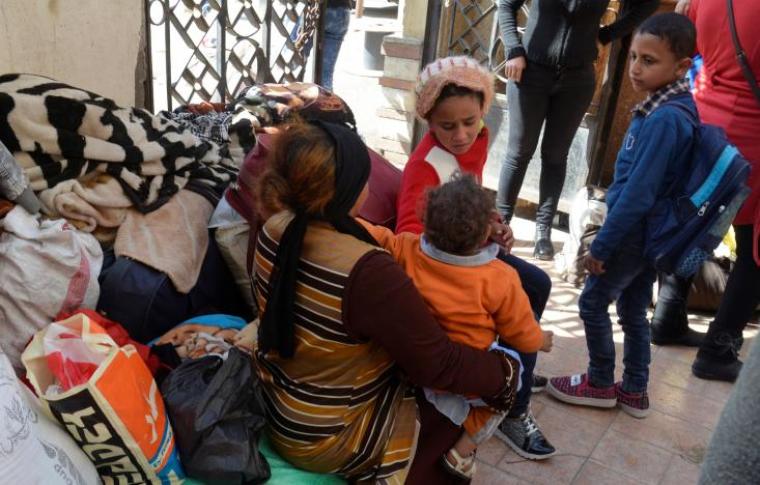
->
[0,0,144,106]
[372,0,428,165]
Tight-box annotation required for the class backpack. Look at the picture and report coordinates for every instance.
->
[644,102,751,278]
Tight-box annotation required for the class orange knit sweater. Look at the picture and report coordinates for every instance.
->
[361,220,543,353]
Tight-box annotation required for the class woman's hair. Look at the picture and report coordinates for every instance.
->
[256,121,336,219]
[423,173,494,255]
[415,56,495,120]
[635,13,696,60]
[431,83,485,115]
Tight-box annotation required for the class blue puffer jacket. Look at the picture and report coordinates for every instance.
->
[590,93,698,261]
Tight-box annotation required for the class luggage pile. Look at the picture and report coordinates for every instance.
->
[0,74,400,484]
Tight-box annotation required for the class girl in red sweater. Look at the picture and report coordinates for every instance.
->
[396,56,557,460]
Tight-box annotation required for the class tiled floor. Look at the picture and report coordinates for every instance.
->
[327,30,757,485]
[471,220,758,485]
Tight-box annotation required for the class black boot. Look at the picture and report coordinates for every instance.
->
[533,224,554,261]
[692,330,744,382]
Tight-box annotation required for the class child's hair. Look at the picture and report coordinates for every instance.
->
[434,83,485,113]
[256,121,336,219]
[415,56,495,120]
[423,173,494,255]
[635,13,696,60]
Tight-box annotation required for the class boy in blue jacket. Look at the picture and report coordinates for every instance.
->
[547,13,697,418]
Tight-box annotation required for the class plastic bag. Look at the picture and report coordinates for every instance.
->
[0,206,103,372]
[0,351,100,485]
[42,321,109,392]
[22,313,184,484]
[160,347,270,483]
[556,185,607,287]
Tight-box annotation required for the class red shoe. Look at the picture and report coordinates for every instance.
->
[616,383,650,418]
[547,373,617,408]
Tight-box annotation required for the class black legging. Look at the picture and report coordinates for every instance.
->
[496,62,595,225]
[708,224,760,337]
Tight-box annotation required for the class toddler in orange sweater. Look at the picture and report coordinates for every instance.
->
[360,174,552,479]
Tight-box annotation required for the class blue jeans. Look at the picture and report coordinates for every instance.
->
[294,6,350,91]
[499,251,552,319]
[497,251,549,415]
[579,242,656,393]
[320,7,350,91]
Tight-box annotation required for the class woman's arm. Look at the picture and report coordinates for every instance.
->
[598,0,660,45]
[497,0,528,60]
[343,251,513,398]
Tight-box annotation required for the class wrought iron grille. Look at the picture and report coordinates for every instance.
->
[146,0,320,112]
[443,0,530,87]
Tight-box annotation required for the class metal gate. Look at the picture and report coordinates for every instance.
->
[439,0,529,92]
[145,0,322,112]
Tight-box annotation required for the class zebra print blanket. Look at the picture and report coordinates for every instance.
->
[0,73,239,213]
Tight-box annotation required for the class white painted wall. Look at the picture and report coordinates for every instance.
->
[0,0,143,106]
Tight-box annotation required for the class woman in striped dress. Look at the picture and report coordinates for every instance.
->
[252,120,520,483]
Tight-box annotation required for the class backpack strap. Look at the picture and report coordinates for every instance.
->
[661,100,699,127]
[656,100,700,197]
[727,0,760,107]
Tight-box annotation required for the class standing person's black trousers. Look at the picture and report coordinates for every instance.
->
[496,62,595,229]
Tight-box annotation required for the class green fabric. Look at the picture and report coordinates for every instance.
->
[259,434,346,485]
[181,435,346,484]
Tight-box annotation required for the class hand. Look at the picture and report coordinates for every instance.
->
[674,0,691,15]
[482,350,520,413]
[584,254,606,275]
[504,56,527,82]
[489,221,515,254]
[540,330,554,353]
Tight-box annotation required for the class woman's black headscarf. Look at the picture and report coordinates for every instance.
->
[259,121,378,358]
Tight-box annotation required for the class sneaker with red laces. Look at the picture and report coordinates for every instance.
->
[547,373,617,408]
[616,383,650,418]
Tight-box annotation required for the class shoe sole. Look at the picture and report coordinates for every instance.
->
[531,384,547,393]
[691,367,739,382]
[493,429,557,461]
[618,402,650,419]
[547,382,617,408]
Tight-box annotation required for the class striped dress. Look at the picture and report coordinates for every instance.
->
[253,211,419,483]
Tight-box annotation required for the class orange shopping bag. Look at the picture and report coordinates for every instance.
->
[22,313,184,484]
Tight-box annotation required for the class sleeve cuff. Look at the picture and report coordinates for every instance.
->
[589,239,610,262]
[598,26,613,45]
[507,46,527,61]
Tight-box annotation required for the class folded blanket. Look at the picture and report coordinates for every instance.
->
[114,190,213,293]
[38,174,130,233]
[0,73,239,213]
